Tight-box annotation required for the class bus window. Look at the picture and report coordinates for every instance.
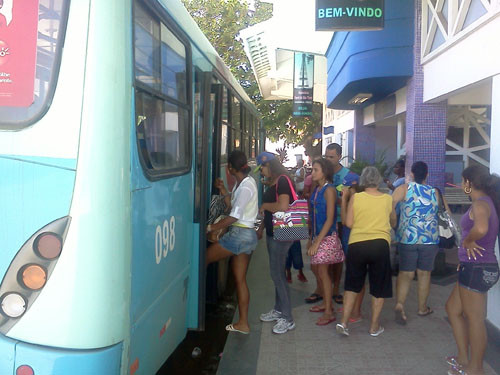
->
[160,24,187,102]
[134,4,161,91]
[231,97,240,150]
[0,0,70,129]
[134,3,191,178]
[220,87,229,163]
[135,91,189,173]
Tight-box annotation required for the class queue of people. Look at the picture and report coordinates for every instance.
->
[205,146,500,375]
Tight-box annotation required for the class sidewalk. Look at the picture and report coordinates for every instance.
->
[217,239,500,375]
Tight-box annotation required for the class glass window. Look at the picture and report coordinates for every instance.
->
[134,4,161,90]
[160,24,187,102]
[232,97,240,131]
[134,3,191,177]
[135,91,190,173]
[0,0,70,129]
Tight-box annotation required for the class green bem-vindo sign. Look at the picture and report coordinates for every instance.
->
[316,0,384,31]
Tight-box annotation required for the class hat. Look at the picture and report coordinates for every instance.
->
[342,172,360,187]
[254,152,276,172]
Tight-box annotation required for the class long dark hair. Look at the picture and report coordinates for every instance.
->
[228,150,250,174]
[266,157,289,180]
[312,158,334,183]
[462,165,500,223]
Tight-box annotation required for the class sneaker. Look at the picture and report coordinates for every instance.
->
[260,309,282,322]
[336,323,349,336]
[272,318,296,334]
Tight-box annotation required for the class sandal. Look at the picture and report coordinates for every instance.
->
[305,293,323,304]
[309,305,326,313]
[333,295,344,304]
[316,315,336,326]
[418,307,434,316]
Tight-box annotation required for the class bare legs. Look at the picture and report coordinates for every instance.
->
[446,283,487,375]
[310,264,323,297]
[206,242,251,333]
[231,253,252,332]
[317,263,334,323]
[332,262,343,298]
[416,269,432,313]
[341,289,383,333]
[395,270,413,321]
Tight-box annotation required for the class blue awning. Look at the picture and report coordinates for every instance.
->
[326,0,414,110]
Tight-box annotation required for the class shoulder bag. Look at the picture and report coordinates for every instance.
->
[272,175,310,241]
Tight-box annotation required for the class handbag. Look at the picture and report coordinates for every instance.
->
[272,175,310,241]
[436,188,461,249]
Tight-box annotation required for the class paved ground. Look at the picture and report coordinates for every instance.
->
[217,239,500,375]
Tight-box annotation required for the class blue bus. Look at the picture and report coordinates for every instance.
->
[0,0,262,374]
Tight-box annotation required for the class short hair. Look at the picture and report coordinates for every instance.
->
[228,150,250,174]
[312,158,334,182]
[395,159,405,168]
[326,143,342,156]
[411,161,428,184]
[359,166,382,188]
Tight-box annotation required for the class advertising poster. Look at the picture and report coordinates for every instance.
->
[293,52,314,118]
[0,0,40,107]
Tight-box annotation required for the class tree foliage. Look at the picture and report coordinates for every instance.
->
[181,0,322,149]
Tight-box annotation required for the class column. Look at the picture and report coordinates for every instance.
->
[487,74,500,328]
[405,0,447,190]
[353,109,375,164]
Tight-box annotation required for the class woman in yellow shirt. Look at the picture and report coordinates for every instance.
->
[337,166,395,337]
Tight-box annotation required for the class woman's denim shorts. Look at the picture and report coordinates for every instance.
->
[458,262,500,294]
[219,226,258,255]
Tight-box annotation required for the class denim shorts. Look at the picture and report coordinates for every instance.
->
[218,226,258,255]
[398,243,439,272]
[458,262,500,294]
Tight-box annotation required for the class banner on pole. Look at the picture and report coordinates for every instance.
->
[293,52,314,118]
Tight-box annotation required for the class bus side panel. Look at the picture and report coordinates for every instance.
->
[129,267,189,375]
[14,341,122,375]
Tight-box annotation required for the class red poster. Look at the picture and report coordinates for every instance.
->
[0,0,40,107]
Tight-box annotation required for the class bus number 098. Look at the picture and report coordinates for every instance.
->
[155,217,176,264]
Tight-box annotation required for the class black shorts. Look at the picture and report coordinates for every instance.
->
[344,239,393,299]
[458,262,499,294]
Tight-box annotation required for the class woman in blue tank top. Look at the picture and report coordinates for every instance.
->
[307,158,339,326]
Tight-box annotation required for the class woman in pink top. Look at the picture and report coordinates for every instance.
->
[446,166,500,375]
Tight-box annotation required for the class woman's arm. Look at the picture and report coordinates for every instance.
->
[390,184,406,228]
[215,178,232,211]
[462,200,491,260]
[207,216,237,233]
[345,193,355,229]
[340,186,351,225]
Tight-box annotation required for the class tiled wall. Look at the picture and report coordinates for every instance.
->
[354,109,376,164]
[405,0,447,190]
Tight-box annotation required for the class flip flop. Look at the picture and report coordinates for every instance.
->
[333,295,344,304]
[309,305,326,313]
[349,316,362,324]
[225,324,249,335]
[305,293,323,304]
[316,316,336,326]
[394,309,407,325]
[418,307,434,316]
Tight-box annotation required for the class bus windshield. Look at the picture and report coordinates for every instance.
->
[0,0,69,130]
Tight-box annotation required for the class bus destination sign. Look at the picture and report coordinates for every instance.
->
[315,0,384,31]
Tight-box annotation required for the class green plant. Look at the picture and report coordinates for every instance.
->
[349,149,389,178]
